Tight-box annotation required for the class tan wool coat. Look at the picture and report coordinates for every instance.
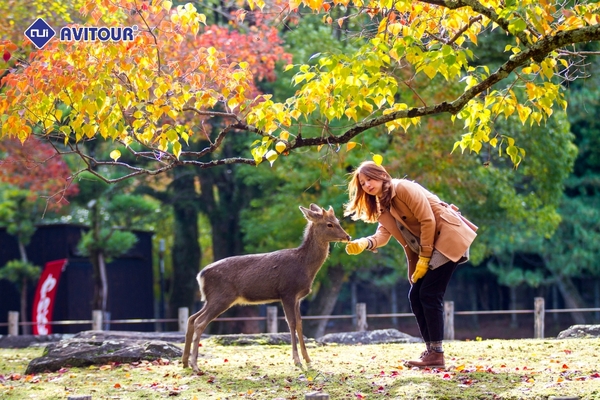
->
[367,179,478,272]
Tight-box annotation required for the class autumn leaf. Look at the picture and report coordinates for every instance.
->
[3,51,10,62]
[275,141,287,153]
[110,149,121,161]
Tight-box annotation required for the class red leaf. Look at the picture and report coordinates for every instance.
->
[3,51,11,62]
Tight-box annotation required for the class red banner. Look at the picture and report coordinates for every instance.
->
[32,259,67,335]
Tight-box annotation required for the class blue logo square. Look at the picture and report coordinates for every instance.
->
[25,18,56,49]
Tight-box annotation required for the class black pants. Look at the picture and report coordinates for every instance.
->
[408,260,459,343]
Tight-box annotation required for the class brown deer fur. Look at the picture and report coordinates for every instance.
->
[182,204,351,372]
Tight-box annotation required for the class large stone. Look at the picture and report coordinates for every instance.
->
[0,330,187,349]
[0,333,69,349]
[556,324,600,339]
[316,329,422,345]
[73,330,186,343]
[25,338,183,374]
[205,332,311,346]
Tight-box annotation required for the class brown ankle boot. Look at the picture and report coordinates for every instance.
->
[406,350,445,369]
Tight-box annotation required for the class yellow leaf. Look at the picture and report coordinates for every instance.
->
[265,149,278,166]
[173,141,182,159]
[110,149,121,161]
[280,131,290,141]
[422,65,437,79]
[275,141,287,153]
[163,0,172,11]
[346,141,357,151]
[372,154,383,165]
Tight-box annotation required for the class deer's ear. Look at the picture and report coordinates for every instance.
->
[309,203,321,212]
[299,205,322,221]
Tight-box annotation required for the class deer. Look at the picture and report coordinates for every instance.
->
[182,204,351,373]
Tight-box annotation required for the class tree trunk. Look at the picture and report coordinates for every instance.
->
[554,275,587,324]
[20,276,29,334]
[98,252,108,313]
[18,241,31,334]
[304,263,347,338]
[510,286,519,328]
[168,169,201,329]
[196,135,254,334]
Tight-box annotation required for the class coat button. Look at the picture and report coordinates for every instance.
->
[402,216,407,220]
[411,239,416,243]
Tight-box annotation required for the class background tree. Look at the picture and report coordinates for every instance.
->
[72,173,161,315]
[0,0,598,180]
[130,10,292,324]
[0,137,78,333]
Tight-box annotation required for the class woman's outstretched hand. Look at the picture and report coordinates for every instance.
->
[411,256,431,282]
[345,238,370,255]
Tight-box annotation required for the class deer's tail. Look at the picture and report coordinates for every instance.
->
[197,270,207,302]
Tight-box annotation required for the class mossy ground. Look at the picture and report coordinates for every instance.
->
[1,337,600,399]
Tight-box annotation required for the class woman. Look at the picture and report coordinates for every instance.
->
[344,161,478,369]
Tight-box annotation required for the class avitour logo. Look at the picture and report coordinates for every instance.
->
[60,25,139,42]
[24,17,139,49]
[24,18,56,49]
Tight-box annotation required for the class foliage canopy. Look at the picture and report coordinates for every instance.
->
[0,0,598,182]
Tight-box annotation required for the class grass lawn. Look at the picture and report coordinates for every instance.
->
[1,337,600,399]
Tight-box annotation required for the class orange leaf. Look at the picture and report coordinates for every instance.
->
[323,3,331,11]
[114,383,121,388]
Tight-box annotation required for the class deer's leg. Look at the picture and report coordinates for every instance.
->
[182,307,205,368]
[281,297,302,366]
[189,298,234,373]
[294,300,311,364]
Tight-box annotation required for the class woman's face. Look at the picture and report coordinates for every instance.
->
[358,172,383,197]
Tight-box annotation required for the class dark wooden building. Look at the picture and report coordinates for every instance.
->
[0,224,154,334]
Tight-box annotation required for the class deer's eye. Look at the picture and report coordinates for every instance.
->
[327,223,334,228]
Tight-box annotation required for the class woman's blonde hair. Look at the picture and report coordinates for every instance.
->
[344,161,393,223]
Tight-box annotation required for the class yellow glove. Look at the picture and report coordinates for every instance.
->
[345,238,370,255]
[411,256,431,283]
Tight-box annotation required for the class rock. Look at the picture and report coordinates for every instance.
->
[316,329,422,345]
[0,333,70,349]
[556,324,600,339]
[25,338,183,374]
[74,330,186,343]
[206,333,312,346]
